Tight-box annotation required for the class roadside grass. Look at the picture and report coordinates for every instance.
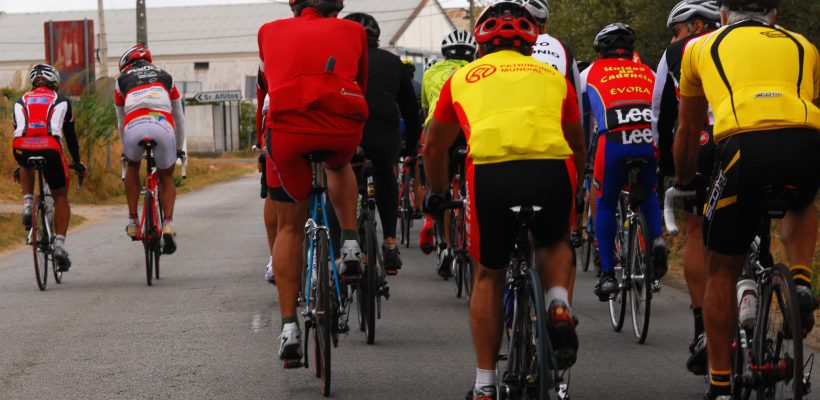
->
[0,212,87,253]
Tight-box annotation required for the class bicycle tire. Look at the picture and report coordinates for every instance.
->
[609,200,627,332]
[527,267,552,400]
[463,255,474,299]
[454,257,463,298]
[452,210,463,299]
[628,213,652,344]
[154,242,161,280]
[364,215,377,345]
[753,263,803,399]
[144,191,155,286]
[31,199,48,291]
[315,229,332,397]
[45,203,62,284]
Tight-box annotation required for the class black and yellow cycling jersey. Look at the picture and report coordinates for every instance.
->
[680,20,820,142]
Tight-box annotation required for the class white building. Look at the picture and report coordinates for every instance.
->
[0,0,455,95]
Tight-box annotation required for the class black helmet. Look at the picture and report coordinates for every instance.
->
[718,0,778,11]
[593,23,636,55]
[344,12,380,40]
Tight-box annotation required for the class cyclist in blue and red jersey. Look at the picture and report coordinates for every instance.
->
[12,64,85,271]
[580,23,668,300]
[257,0,369,367]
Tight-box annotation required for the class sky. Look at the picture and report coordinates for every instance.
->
[0,0,469,13]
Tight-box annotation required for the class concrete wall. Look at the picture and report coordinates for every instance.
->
[184,104,215,153]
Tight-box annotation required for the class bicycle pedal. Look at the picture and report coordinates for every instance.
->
[283,358,303,369]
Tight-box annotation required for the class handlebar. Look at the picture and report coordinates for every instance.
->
[663,187,696,235]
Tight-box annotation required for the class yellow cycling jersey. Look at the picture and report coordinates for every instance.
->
[421,59,469,127]
[680,20,820,142]
[435,50,578,165]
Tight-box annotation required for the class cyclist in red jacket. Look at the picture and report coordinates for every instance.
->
[258,0,369,367]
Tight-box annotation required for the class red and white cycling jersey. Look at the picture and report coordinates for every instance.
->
[115,63,181,127]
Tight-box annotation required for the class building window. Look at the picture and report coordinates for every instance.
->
[194,62,209,71]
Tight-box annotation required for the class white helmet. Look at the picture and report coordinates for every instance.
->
[29,64,60,89]
[667,0,720,28]
[523,0,550,23]
[442,30,477,51]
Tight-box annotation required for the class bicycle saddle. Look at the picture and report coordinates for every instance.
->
[26,156,47,167]
[138,138,157,148]
[759,184,798,219]
[509,205,543,222]
[304,151,334,163]
[624,158,649,170]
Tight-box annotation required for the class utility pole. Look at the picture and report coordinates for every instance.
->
[136,0,147,45]
[469,0,475,32]
[97,0,109,77]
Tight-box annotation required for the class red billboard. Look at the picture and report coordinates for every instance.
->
[44,20,95,96]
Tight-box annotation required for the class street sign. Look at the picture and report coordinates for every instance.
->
[194,90,242,103]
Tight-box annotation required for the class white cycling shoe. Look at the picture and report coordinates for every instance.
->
[278,322,302,368]
[264,256,275,285]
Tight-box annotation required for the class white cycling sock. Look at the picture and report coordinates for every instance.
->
[475,368,496,392]
[55,235,66,248]
[545,286,569,308]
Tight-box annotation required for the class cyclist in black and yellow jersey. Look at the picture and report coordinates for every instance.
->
[674,0,820,398]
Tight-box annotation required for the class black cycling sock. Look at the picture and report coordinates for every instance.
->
[281,316,298,329]
[791,265,812,287]
[708,369,731,397]
[693,307,704,338]
[341,229,359,244]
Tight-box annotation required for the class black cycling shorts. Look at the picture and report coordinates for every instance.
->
[468,159,575,269]
[684,126,716,215]
[13,147,69,190]
[703,128,820,255]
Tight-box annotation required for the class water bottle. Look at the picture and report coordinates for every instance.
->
[737,279,758,330]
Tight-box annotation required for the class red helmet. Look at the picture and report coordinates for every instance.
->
[119,44,152,72]
[474,0,538,49]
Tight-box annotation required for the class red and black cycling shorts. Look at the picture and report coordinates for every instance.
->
[703,128,820,255]
[467,158,576,269]
[265,129,361,203]
[12,136,70,190]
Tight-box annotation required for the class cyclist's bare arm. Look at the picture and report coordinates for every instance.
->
[673,94,709,185]
[423,117,460,194]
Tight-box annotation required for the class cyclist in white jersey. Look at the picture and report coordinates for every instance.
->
[526,0,584,303]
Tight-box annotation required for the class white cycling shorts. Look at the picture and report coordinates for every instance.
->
[123,115,177,170]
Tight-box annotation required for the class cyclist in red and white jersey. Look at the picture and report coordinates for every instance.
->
[115,44,186,254]
[12,64,86,271]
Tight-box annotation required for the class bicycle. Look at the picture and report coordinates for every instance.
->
[666,185,812,400]
[498,205,569,400]
[433,147,472,299]
[576,164,596,275]
[353,153,389,345]
[300,151,352,397]
[121,140,186,286]
[25,157,83,291]
[606,158,655,344]
[398,157,415,249]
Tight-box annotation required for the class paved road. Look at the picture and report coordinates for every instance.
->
[0,176,814,399]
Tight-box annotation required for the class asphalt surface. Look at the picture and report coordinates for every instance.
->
[0,176,815,399]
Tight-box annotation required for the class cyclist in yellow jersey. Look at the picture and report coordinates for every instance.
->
[423,1,585,398]
[416,29,477,267]
[674,0,820,398]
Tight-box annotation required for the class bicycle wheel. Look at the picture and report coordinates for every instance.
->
[363,215,378,344]
[628,213,652,344]
[451,210,463,298]
[463,255,474,299]
[732,327,754,400]
[144,192,155,286]
[314,230,332,396]
[753,264,803,400]
[579,202,593,272]
[31,199,48,291]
